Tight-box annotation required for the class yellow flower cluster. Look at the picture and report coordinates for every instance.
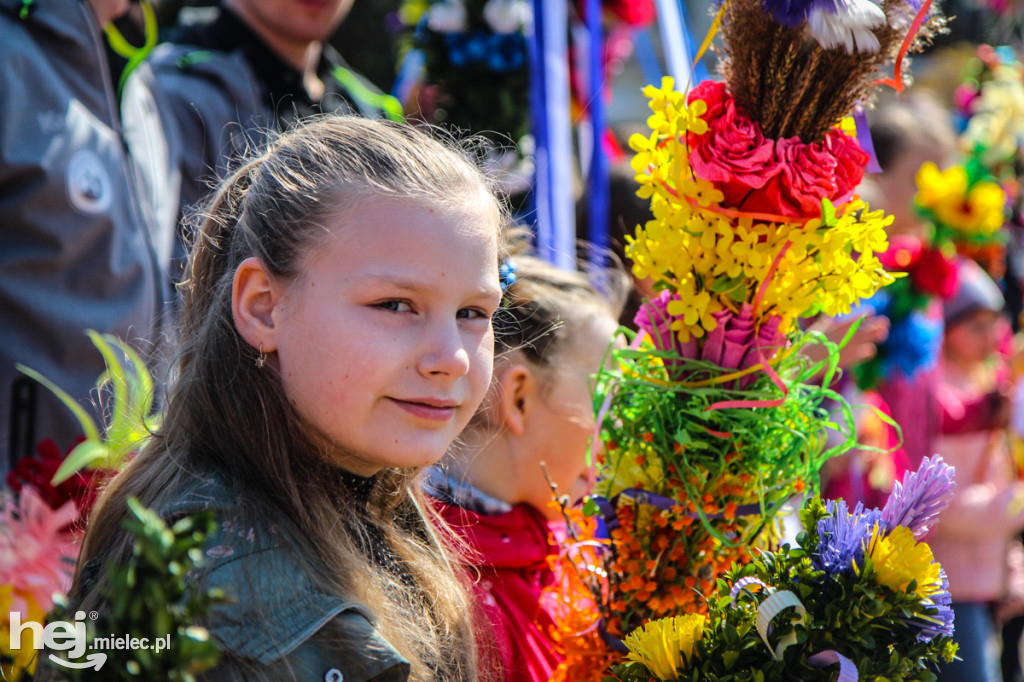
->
[915,162,1007,238]
[626,78,895,343]
[599,442,667,499]
[624,613,707,680]
[1,586,46,678]
[868,525,943,598]
[963,69,1024,170]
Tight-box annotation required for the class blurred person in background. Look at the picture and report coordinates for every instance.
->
[129,0,403,281]
[932,259,1024,682]
[0,0,175,476]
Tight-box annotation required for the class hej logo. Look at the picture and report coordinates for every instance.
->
[8,611,105,670]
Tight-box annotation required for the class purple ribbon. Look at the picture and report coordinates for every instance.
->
[808,649,859,681]
[730,576,768,605]
[853,107,883,174]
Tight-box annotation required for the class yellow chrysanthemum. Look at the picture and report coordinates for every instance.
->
[935,179,1006,236]
[1,586,46,678]
[867,525,942,597]
[600,444,667,498]
[624,614,707,680]
[915,162,961,209]
[915,162,1007,236]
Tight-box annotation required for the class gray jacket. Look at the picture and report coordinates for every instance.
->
[0,0,175,473]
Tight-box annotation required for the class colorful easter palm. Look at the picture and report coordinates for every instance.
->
[547,1,946,677]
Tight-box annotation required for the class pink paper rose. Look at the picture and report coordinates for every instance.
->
[825,128,870,206]
[744,135,837,218]
[688,97,784,209]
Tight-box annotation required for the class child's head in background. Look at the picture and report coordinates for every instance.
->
[864,91,957,238]
[444,243,626,520]
[80,116,506,679]
[944,258,1007,369]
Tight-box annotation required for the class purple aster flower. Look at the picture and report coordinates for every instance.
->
[914,567,955,641]
[760,0,838,27]
[816,499,883,575]
[881,455,956,539]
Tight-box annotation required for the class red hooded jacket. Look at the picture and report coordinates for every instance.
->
[436,501,563,682]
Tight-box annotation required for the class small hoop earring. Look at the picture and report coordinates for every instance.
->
[255,343,267,369]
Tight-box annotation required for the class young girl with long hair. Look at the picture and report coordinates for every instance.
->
[64,116,506,681]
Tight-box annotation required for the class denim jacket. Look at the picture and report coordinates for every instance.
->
[82,471,410,682]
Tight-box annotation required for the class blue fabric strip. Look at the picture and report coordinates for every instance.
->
[654,0,693,90]
[632,27,665,86]
[677,0,710,82]
[585,0,609,264]
[530,0,576,270]
[391,47,425,104]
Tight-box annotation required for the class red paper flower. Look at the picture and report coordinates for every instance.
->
[747,135,838,217]
[909,247,960,299]
[880,235,924,271]
[7,438,108,521]
[688,91,783,209]
[687,80,730,123]
[825,128,870,205]
[601,0,656,25]
[687,82,869,219]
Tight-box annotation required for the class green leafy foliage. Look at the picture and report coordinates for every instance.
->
[16,330,160,484]
[48,499,226,681]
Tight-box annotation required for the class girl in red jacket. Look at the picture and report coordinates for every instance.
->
[428,250,625,682]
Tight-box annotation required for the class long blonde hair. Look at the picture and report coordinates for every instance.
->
[72,117,505,680]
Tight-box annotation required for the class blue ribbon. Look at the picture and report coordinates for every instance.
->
[632,27,665,85]
[654,0,692,90]
[391,47,425,104]
[677,0,710,83]
[528,0,576,270]
[585,0,609,264]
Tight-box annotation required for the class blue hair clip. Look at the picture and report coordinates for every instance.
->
[499,259,518,293]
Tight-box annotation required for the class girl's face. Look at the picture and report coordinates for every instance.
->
[519,314,619,520]
[269,197,502,476]
[944,309,1001,367]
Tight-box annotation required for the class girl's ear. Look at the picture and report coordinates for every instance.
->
[494,363,534,437]
[232,257,282,351]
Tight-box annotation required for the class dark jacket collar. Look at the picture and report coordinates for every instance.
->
[0,0,101,47]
